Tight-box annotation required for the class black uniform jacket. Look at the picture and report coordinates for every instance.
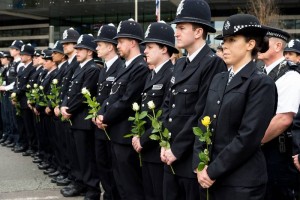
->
[95,57,123,140]
[194,61,277,187]
[140,60,173,163]
[62,59,100,131]
[162,44,226,178]
[99,55,149,144]
[28,66,44,87]
[14,62,35,109]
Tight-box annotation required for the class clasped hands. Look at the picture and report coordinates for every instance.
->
[93,115,108,130]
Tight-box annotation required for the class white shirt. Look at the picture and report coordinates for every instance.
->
[187,43,205,62]
[68,54,76,65]
[80,59,93,68]
[105,55,118,72]
[58,61,67,70]
[125,54,141,68]
[154,60,169,74]
[265,57,285,75]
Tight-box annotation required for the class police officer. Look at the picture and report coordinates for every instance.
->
[131,21,176,200]
[161,0,226,199]
[96,19,149,200]
[284,39,300,64]
[258,27,300,200]
[55,27,80,187]
[93,23,122,200]
[0,40,24,149]
[13,44,36,155]
[60,34,100,200]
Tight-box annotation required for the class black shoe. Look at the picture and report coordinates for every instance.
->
[14,146,27,153]
[0,138,6,143]
[1,142,7,146]
[32,158,43,163]
[43,168,55,174]
[51,176,57,183]
[6,143,15,148]
[38,163,50,170]
[56,177,71,186]
[22,151,31,156]
[61,184,86,197]
[4,140,13,145]
[49,170,60,177]
[56,175,66,181]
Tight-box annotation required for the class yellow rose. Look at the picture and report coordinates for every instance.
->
[201,116,211,127]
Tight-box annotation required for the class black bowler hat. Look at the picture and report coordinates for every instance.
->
[141,21,179,53]
[34,49,42,57]
[61,28,80,44]
[42,49,53,60]
[114,19,144,42]
[215,14,267,40]
[9,40,24,50]
[0,51,12,58]
[264,26,290,42]
[171,0,216,33]
[52,41,64,54]
[94,23,118,45]
[284,39,300,54]
[20,44,34,56]
[75,34,97,52]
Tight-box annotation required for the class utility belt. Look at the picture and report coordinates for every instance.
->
[278,131,292,153]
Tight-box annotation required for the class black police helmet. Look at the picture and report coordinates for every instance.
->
[61,28,80,44]
[9,40,24,50]
[52,41,64,54]
[1,51,12,58]
[264,26,290,42]
[94,23,118,45]
[34,49,42,57]
[285,39,300,54]
[215,14,267,40]
[20,44,35,56]
[141,21,179,54]
[75,34,97,52]
[114,19,144,42]
[171,0,216,33]
[42,49,53,60]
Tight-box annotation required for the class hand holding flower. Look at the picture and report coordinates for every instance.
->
[197,166,215,189]
[164,149,177,165]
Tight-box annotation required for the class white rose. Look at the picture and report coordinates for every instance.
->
[11,92,16,98]
[32,89,36,94]
[26,84,31,89]
[81,87,90,95]
[132,102,140,111]
[147,100,155,110]
[33,83,38,88]
[39,86,44,90]
[52,79,58,85]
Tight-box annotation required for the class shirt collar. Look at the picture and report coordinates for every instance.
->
[105,55,118,71]
[187,43,205,62]
[80,59,92,68]
[265,57,285,74]
[58,60,67,69]
[125,54,141,68]
[14,57,21,63]
[68,54,76,64]
[154,59,169,74]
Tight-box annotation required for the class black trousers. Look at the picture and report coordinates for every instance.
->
[95,135,119,200]
[210,184,266,200]
[163,172,199,200]
[21,108,36,150]
[111,142,144,200]
[142,161,164,200]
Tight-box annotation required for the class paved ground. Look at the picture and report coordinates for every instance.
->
[0,145,82,200]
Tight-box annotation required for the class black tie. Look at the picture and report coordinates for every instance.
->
[182,57,190,71]
[227,71,235,84]
[151,70,155,80]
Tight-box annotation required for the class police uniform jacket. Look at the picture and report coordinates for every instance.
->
[140,60,173,163]
[162,44,226,178]
[6,61,20,86]
[59,56,79,106]
[35,69,58,113]
[61,59,100,130]
[193,61,276,187]
[28,66,44,87]
[99,55,149,144]
[14,62,35,109]
[95,57,123,140]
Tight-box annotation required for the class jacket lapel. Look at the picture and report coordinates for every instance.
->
[115,55,142,81]
[217,72,229,100]
[173,45,211,86]
[72,60,93,80]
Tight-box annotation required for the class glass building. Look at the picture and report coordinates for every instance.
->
[0,0,300,50]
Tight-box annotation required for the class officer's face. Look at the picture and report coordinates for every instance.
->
[38,56,45,66]
[175,23,198,50]
[0,57,9,65]
[33,56,40,67]
[222,35,254,67]
[284,51,300,63]
[144,43,166,68]
[96,41,110,59]
[43,59,55,71]
[117,38,131,59]
[52,52,65,63]
[20,54,32,64]
[62,43,76,56]
[9,48,19,57]
[76,48,92,63]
